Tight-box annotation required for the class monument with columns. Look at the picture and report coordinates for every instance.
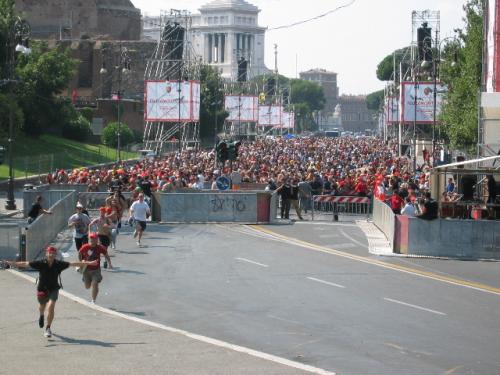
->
[143,0,270,80]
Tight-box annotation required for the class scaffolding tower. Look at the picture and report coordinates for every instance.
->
[143,10,202,154]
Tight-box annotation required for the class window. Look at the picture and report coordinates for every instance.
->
[214,16,218,24]
[208,17,213,24]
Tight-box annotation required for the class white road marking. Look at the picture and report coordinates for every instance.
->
[307,277,346,289]
[339,228,368,249]
[383,298,447,316]
[318,234,341,239]
[9,269,335,375]
[235,257,269,268]
[327,243,356,250]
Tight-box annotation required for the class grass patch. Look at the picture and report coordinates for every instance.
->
[0,134,137,181]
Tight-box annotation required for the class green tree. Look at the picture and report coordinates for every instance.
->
[290,79,325,132]
[0,0,16,80]
[101,122,134,148]
[199,64,227,141]
[439,0,482,151]
[366,89,384,110]
[376,47,411,81]
[0,92,23,141]
[15,41,77,136]
[62,113,92,142]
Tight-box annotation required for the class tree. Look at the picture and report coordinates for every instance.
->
[376,47,411,81]
[366,89,384,111]
[290,79,325,132]
[199,64,227,141]
[102,122,134,148]
[0,0,15,81]
[439,0,482,152]
[15,41,77,136]
[62,113,92,142]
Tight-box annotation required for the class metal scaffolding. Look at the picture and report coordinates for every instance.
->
[143,10,202,154]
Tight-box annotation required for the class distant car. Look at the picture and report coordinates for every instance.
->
[138,149,156,160]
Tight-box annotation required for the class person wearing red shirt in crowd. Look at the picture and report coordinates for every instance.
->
[354,178,368,197]
[390,190,405,214]
[79,232,112,304]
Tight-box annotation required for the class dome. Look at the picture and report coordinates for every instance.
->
[200,0,259,13]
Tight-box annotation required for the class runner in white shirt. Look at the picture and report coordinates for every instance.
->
[129,193,151,246]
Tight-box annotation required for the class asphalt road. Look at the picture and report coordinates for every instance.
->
[56,221,500,375]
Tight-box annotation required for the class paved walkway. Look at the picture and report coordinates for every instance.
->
[0,269,333,375]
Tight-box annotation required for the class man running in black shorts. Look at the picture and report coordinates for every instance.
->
[5,246,97,337]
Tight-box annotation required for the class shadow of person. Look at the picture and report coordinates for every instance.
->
[50,334,146,348]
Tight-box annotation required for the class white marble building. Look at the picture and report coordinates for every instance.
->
[143,0,270,80]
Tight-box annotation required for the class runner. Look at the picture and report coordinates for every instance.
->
[78,232,112,304]
[68,202,91,252]
[89,206,114,257]
[5,246,97,338]
[129,193,150,247]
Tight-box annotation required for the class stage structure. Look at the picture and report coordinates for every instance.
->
[143,10,202,154]
[222,81,260,140]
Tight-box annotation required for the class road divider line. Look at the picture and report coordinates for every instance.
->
[236,257,269,268]
[247,225,500,296]
[8,269,335,375]
[383,298,447,316]
[307,277,346,289]
[339,228,368,249]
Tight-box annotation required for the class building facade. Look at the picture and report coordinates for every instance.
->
[143,0,269,80]
[339,95,376,133]
[15,0,141,40]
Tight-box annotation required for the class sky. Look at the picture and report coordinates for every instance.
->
[131,0,465,95]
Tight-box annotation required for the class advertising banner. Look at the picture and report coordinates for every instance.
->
[145,80,200,122]
[385,96,399,124]
[401,82,447,124]
[279,111,295,129]
[224,95,259,122]
[258,105,283,126]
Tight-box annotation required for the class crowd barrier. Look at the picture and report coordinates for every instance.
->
[0,223,21,260]
[23,190,72,218]
[372,198,396,249]
[25,191,77,261]
[311,195,372,221]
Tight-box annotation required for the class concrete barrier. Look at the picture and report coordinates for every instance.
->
[158,191,271,223]
[404,218,500,259]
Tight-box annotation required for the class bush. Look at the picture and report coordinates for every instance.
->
[101,122,134,148]
[62,114,92,141]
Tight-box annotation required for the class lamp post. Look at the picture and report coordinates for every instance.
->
[100,43,131,162]
[4,18,31,211]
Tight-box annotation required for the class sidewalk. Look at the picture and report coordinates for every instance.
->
[0,190,24,219]
[0,269,332,375]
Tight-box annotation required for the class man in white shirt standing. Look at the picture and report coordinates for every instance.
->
[129,193,151,246]
[401,197,416,217]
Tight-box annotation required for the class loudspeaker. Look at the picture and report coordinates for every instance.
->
[266,78,276,96]
[401,144,410,155]
[237,57,248,82]
[459,175,476,200]
[417,22,432,62]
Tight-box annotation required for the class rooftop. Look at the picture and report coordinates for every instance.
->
[200,0,259,13]
[300,68,337,76]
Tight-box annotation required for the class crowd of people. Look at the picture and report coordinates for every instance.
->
[39,136,445,219]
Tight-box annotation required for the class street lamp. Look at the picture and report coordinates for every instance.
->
[3,18,30,211]
[100,43,131,162]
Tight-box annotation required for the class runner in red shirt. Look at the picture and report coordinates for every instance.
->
[78,232,112,304]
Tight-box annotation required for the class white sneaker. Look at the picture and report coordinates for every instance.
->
[136,241,141,247]
[44,328,52,338]
[90,300,95,305]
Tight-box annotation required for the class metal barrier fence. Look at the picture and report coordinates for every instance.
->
[311,195,372,221]
[0,223,21,260]
[25,191,77,261]
[23,190,73,218]
[372,198,396,249]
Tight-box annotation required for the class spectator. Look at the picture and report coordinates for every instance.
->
[390,190,404,214]
[417,192,438,220]
[27,195,52,224]
[401,196,416,217]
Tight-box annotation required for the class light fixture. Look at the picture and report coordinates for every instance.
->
[15,44,31,54]
[420,60,432,69]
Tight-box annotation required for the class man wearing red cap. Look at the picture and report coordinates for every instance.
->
[5,246,97,338]
[79,232,112,304]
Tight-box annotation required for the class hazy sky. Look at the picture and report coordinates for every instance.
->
[131,0,465,95]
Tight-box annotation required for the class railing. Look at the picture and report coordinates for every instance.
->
[311,195,372,221]
[25,191,77,261]
[372,198,396,250]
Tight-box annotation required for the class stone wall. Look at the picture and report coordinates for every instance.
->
[15,0,141,40]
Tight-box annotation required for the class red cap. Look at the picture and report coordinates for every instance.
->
[46,246,57,254]
[89,232,98,239]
